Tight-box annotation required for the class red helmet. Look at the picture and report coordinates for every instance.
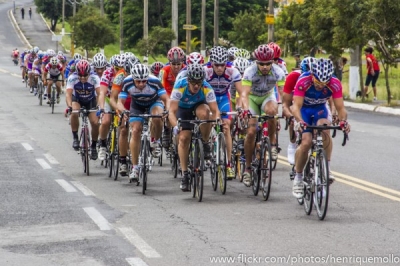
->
[76,59,91,76]
[150,62,164,76]
[253,44,274,61]
[167,47,185,63]
[268,42,281,59]
[186,52,204,65]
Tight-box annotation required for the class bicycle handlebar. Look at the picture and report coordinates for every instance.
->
[301,124,349,146]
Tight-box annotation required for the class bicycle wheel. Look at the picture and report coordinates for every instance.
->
[252,143,261,196]
[171,143,178,178]
[107,129,114,177]
[303,157,313,215]
[140,138,148,194]
[25,74,28,88]
[114,154,120,181]
[194,139,204,202]
[85,127,90,176]
[38,83,43,106]
[80,130,86,174]
[217,133,227,195]
[314,150,329,220]
[158,134,163,167]
[51,87,55,114]
[261,138,272,201]
[210,140,217,191]
[272,132,278,170]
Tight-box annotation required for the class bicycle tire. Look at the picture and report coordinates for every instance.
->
[252,143,261,196]
[272,136,278,171]
[141,137,148,194]
[38,82,43,106]
[80,130,86,174]
[217,133,227,195]
[85,127,90,176]
[303,156,314,215]
[51,87,55,114]
[107,129,114,177]
[314,150,329,220]
[159,135,163,167]
[210,139,217,191]
[25,75,28,88]
[171,143,178,178]
[114,154,120,180]
[189,142,196,197]
[194,139,204,202]
[261,138,272,201]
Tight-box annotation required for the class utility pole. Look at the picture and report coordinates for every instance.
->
[100,0,104,16]
[62,0,65,35]
[213,0,219,46]
[119,0,123,53]
[268,0,274,42]
[186,0,191,53]
[201,0,206,55]
[144,0,148,39]
[71,0,76,56]
[171,0,178,47]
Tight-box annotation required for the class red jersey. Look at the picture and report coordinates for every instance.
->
[366,54,380,74]
[283,70,301,94]
[160,64,185,96]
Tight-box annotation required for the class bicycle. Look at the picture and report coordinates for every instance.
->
[37,75,44,106]
[46,77,63,114]
[209,118,227,194]
[70,108,97,176]
[129,112,166,195]
[114,111,132,181]
[297,123,348,220]
[99,111,119,178]
[249,114,284,201]
[230,110,248,182]
[177,118,217,202]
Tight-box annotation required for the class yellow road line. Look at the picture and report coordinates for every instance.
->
[277,157,400,202]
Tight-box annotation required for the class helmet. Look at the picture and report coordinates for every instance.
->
[58,51,64,56]
[37,52,45,60]
[233,57,251,74]
[73,53,82,60]
[76,59,91,76]
[300,57,316,73]
[268,42,281,59]
[92,53,108,68]
[313,58,334,83]
[50,57,58,66]
[167,47,185,63]
[109,55,116,66]
[187,63,205,81]
[47,49,56,57]
[210,46,228,64]
[124,52,135,59]
[125,55,140,73]
[228,47,239,58]
[150,62,165,75]
[32,46,39,54]
[253,44,274,61]
[234,48,251,60]
[186,52,204,65]
[131,64,150,80]
[113,54,125,68]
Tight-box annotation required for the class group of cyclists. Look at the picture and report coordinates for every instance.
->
[15,42,351,199]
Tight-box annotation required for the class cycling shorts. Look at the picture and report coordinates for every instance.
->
[301,104,329,133]
[249,90,277,115]
[216,93,231,119]
[130,100,164,124]
[177,101,207,131]
[72,96,97,110]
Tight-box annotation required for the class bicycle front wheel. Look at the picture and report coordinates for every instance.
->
[252,143,261,196]
[217,133,227,195]
[140,138,148,194]
[85,128,90,176]
[38,82,43,106]
[303,157,314,215]
[314,150,329,220]
[261,138,272,201]
[51,87,55,114]
[194,139,204,202]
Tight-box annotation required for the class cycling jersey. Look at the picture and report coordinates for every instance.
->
[283,70,301,94]
[112,69,130,110]
[32,58,42,75]
[204,61,233,67]
[65,59,77,78]
[171,78,216,109]
[293,72,342,106]
[175,66,188,81]
[160,64,186,96]
[100,67,116,97]
[119,76,166,108]
[25,53,36,69]
[66,73,100,103]
[242,64,285,96]
[204,65,241,96]
[20,52,26,66]
[276,58,288,75]
[44,63,63,76]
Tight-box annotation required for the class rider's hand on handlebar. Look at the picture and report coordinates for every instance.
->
[294,120,307,133]
[173,125,180,135]
[339,120,351,134]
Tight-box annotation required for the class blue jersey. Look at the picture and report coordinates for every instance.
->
[65,60,76,78]
[119,76,166,107]
[170,78,216,109]
[66,73,100,103]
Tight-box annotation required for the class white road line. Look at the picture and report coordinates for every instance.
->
[118,227,161,258]
[126,257,149,266]
[0,69,9,74]
[70,181,96,196]
[55,179,77,193]
[11,73,20,78]
[44,153,59,164]
[83,207,112,231]
[21,143,33,151]
[36,158,51,169]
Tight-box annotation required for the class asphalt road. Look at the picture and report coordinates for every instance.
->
[1,1,400,266]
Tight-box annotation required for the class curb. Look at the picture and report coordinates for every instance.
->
[344,101,400,116]
[8,9,32,49]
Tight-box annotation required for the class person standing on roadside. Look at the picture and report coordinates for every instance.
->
[29,8,32,19]
[21,7,25,19]
[363,47,380,101]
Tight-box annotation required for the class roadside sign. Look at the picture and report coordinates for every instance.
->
[52,35,62,42]
[183,24,198,30]
[265,14,274,25]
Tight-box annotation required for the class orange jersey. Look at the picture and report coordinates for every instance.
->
[160,64,185,96]
[111,69,131,110]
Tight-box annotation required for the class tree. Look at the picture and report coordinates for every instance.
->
[364,0,400,104]
[74,6,116,54]
[179,37,201,53]
[228,9,268,50]
[34,0,73,31]
[135,26,176,60]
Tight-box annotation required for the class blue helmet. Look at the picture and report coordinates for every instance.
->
[300,56,316,73]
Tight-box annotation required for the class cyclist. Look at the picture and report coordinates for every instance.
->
[32,52,45,96]
[175,52,204,81]
[227,47,239,62]
[43,57,64,104]
[109,54,131,176]
[66,60,101,160]
[150,62,164,78]
[239,44,286,187]
[231,57,251,110]
[117,64,169,182]
[204,46,242,179]
[291,58,351,198]
[12,48,19,64]
[65,53,82,79]
[25,46,39,92]
[160,47,186,96]
[20,49,28,82]
[169,64,220,191]
[92,53,108,78]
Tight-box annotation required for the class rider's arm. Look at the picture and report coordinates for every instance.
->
[168,100,179,128]
[160,93,170,111]
[98,84,108,110]
[240,84,250,110]
[333,97,347,121]
[292,95,304,122]
[208,101,220,120]
[282,92,293,118]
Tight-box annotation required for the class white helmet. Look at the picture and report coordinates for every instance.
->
[233,57,251,74]
[92,53,108,68]
[32,46,39,54]
[73,53,82,60]
[131,64,150,80]
[50,57,58,66]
